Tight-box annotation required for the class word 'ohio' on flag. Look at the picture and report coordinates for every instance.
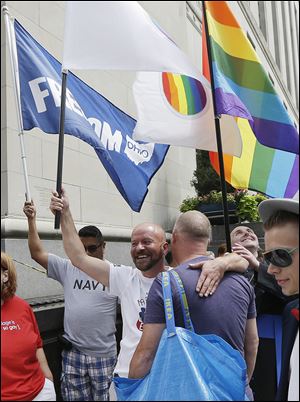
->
[14,19,169,212]
[204,1,299,155]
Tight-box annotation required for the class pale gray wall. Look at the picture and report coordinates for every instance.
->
[2,237,133,300]
[1,1,298,300]
[1,1,200,299]
[1,1,199,232]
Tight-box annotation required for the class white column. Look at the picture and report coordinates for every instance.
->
[264,2,275,63]
[288,1,299,108]
[248,1,259,25]
[283,1,296,100]
[275,2,288,89]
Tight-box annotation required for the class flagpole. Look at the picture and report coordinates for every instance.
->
[201,1,232,252]
[2,6,31,202]
[54,69,68,229]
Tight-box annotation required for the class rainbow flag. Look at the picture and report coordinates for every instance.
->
[132,71,242,155]
[209,118,299,198]
[202,3,299,199]
[162,72,207,116]
[204,1,299,155]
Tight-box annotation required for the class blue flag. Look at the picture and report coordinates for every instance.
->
[14,20,169,212]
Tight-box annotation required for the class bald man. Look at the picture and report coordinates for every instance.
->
[50,191,248,388]
[50,189,169,381]
[129,211,258,400]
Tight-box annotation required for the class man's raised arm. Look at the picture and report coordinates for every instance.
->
[50,189,110,287]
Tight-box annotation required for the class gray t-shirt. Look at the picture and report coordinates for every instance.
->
[48,253,118,357]
[144,256,256,356]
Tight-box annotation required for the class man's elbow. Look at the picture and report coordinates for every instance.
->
[31,251,47,267]
[253,334,259,350]
[245,334,259,356]
[129,350,155,379]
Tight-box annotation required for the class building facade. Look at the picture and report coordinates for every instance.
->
[1,1,299,301]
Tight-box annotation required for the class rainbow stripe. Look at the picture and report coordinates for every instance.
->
[162,72,207,115]
[209,117,299,198]
[205,1,299,155]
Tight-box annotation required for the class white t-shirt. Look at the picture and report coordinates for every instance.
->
[48,254,118,357]
[288,331,299,401]
[108,263,155,377]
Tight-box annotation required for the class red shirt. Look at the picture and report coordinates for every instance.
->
[1,295,45,401]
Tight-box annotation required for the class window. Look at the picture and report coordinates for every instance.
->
[271,2,281,70]
[247,32,256,50]
[281,2,291,93]
[268,73,275,86]
[258,1,267,41]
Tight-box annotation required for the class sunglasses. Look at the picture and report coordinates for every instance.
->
[83,243,103,253]
[263,247,298,268]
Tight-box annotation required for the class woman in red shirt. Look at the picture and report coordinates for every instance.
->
[1,252,56,401]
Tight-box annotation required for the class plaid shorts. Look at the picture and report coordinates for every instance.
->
[61,348,117,401]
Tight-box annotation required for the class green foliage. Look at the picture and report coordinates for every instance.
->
[255,193,268,205]
[236,195,259,222]
[179,191,236,213]
[237,190,267,222]
[181,150,269,222]
[180,196,199,213]
[198,190,235,205]
[236,193,268,222]
[180,189,268,222]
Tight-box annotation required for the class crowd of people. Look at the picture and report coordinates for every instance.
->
[1,191,298,401]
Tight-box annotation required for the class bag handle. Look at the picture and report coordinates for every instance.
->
[162,271,194,337]
[162,271,176,337]
[170,270,194,332]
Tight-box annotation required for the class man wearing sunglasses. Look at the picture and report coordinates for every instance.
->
[259,198,299,402]
[23,201,118,402]
[230,223,294,401]
[231,225,287,310]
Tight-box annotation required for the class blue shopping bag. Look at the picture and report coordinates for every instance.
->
[114,270,247,401]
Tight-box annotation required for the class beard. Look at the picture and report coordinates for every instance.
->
[134,250,164,272]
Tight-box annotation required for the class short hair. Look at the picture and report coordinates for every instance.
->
[78,225,104,243]
[264,210,299,231]
[217,243,227,257]
[174,211,212,242]
[231,224,254,234]
[1,252,17,301]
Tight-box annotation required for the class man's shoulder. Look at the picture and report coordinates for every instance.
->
[108,263,136,283]
[226,271,252,283]
[48,253,70,266]
[109,263,134,272]
[173,256,209,279]
[178,256,210,269]
[225,272,255,293]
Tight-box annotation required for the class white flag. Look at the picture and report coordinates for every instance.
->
[63,1,200,79]
[132,72,242,156]
[63,1,242,155]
